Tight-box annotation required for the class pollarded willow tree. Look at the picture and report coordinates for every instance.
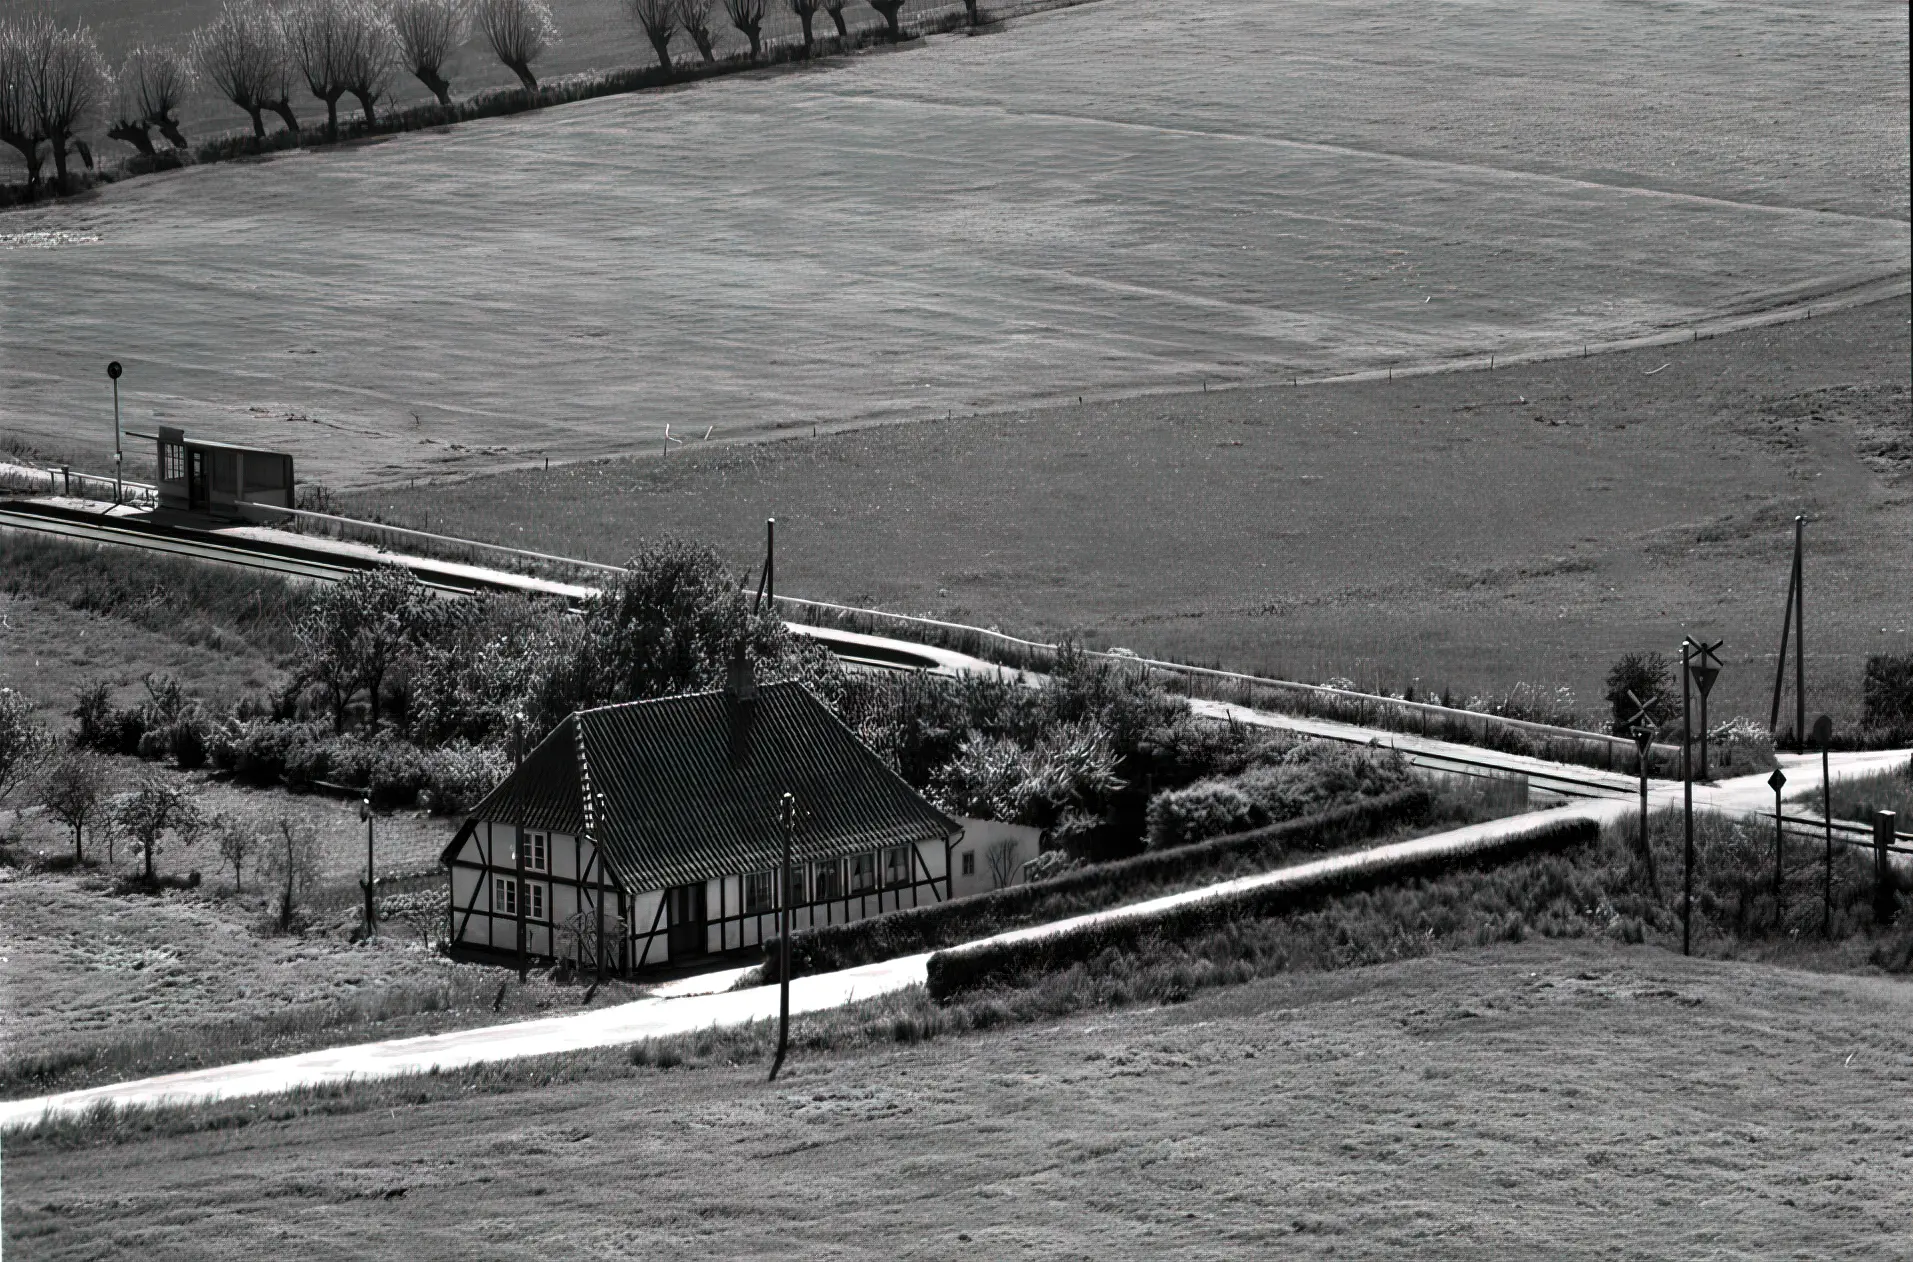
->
[338,0,399,124]
[721,0,764,60]
[675,0,716,63]
[108,45,194,154]
[473,0,556,92]
[0,16,48,192]
[629,0,677,72]
[868,0,904,41]
[284,0,354,137]
[389,0,471,105]
[786,0,821,58]
[26,17,110,189]
[193,1,285,137]
[820,0,848,40]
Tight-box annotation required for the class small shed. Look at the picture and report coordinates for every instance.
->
[441,659,963,975]
[134,426,296,519]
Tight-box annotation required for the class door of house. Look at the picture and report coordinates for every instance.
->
[187,450,207,510]
[666,882,707,959]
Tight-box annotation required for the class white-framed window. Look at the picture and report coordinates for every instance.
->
[527,881,545,921]
[524,831,548,873]
[961,850,976,876]
[745,870,775,914]
[885,845,914,888]
[494,875,517,916]
[812,857,843,902]
[849,852,878,893]
[160,443,186,481]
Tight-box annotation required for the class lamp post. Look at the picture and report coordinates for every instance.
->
[769,791,795,1082]
[359,792,376,938]
[106,361,123,504]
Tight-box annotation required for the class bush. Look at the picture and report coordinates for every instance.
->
[761,787,1432,982]
[925,815,1599,1000]
[1604,651,1674,736]
[1864,655,1913,729]
[1144,741,1412,849]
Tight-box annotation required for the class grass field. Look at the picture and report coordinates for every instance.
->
[1,0,1905,487]
[6,938,1910,1259]
[355,294,1913,729]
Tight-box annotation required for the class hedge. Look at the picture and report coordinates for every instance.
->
[760,785,1434,982]
[923,814,1600,1000]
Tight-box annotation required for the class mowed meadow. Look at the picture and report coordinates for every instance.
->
[1,0,1907,485]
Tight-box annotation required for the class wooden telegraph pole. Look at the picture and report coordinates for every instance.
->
[1814,714,1833,935]
[769,792,796,1082]
[1681,639,1695,956]
[106,362,124,504]
[1770,518,1806,751]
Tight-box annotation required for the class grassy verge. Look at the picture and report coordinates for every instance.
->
[0,527,306,662]
[1813,762,1913,827]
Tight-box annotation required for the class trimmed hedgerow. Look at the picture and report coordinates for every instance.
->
[760,786,1434,982]
[924,814,1599,1000]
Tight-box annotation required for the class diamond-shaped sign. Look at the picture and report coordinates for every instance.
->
[1768,768,1787,793]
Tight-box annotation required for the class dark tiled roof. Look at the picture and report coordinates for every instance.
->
[464,683,958,893]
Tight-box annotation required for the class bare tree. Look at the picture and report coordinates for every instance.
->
[630,0,677,72]
[40,747,107,864]
[194,1,285,137]
[868,0,903,41]
[674,0,716,64]
[109,45,193,154]
[212,812,254,892]
[786,0,821,58]
[25,17,110,190]
[285,0,355,137]
[113,771,204,885]
[339,0,399,125]
[820,0,848,41]
[388,0,469,104]
[721,0,764,60]
[262,817,321,930]
[261,10,303,133]
[0,16,49,192]
[473,0,555,92]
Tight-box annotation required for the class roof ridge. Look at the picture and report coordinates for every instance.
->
[574,679,804,718]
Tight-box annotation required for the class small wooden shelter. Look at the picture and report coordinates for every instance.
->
[136,425,296,519]
[441,659,961,974]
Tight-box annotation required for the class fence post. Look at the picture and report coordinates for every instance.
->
[1876,810,1899,926]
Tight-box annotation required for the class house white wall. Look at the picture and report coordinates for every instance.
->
[949,818,1044,900]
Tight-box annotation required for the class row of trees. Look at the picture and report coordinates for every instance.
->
[0,0,560,194]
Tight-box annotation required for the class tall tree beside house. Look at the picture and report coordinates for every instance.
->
[531,537,843,730]
[114,772,204,884]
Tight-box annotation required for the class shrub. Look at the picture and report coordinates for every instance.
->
[1863,654,1913,729]
[1145,741,1412,849]
[1604,651,1674,736]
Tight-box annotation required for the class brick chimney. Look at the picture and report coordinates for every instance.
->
[725,644,758,768]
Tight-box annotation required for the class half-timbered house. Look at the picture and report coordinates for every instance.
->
[441,660,961,974]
